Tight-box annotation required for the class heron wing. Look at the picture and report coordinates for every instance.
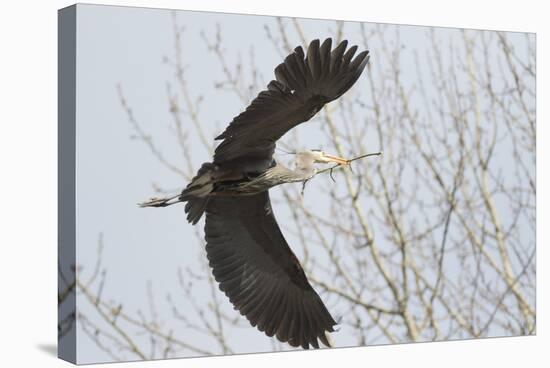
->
[213,38,369,166]
[204,191,337,349]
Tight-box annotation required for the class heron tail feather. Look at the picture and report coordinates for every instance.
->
[184,197,210,225]
[180,162,217,224]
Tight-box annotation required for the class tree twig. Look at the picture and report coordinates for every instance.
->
[302,151,382,194]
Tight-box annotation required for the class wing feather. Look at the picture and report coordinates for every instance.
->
[275,291,294,341]
[330,40,347,73]
[261,285,286,335]
[255,282,282,331]
[319,38,332,79]
[306,39,321,82]
[341,45,358,70]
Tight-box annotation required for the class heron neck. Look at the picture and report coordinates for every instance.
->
[290,162,316,182]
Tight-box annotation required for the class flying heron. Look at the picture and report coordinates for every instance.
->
[142,38,370,349]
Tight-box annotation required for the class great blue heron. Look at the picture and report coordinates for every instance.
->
[143,38,370,349]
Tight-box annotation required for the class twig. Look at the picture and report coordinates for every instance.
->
[318,151,382,175]
[302,151,382,194]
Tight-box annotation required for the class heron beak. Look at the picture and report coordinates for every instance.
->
[321,153,350,165]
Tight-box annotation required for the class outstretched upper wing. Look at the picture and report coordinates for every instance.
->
[213,38,369,166]
[204,191,337,349]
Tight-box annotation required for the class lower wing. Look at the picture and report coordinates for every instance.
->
[204,191,337,349]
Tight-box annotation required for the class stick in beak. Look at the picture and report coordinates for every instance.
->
[322,153,351,165]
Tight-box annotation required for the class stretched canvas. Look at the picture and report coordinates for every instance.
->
[58,3,536,364]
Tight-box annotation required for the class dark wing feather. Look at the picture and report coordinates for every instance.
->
[204,191,337,349]
[213,38,369,166]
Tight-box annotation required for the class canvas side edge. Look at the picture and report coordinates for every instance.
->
[58,4,77,365]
